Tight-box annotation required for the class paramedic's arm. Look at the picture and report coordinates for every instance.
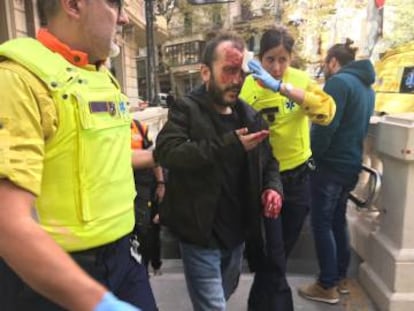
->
[0,180,106,311]
[132,149,157,169]
[311,77,346,158]
[294,80,336,125]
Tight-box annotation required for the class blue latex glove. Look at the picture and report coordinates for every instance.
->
[94,292,141,311]
[248,59,282,92]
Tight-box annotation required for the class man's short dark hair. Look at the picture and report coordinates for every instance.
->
[326,38,358,67]
[201,32,245,69]
[37,0,60,26]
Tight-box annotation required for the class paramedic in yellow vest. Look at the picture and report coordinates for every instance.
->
[240,27,336,258]
[0,1,157,310]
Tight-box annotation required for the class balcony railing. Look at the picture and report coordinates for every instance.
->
[168,22,224,39]
[164,40,205,67]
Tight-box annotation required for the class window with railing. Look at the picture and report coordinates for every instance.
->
[212,8,223,28]
[136,59,147,78]
[184,13,192,35]
[241,3,253,20]
[165,41,205,67]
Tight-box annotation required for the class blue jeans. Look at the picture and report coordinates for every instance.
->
[179,241,244,311]
[310,170,356,288]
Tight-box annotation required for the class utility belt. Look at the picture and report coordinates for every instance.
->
[70,234,143,264]
[70,235,127,260]
[281,158,316,184]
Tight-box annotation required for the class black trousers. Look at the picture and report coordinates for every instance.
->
[0,235,157,311]
[140,222,162,271]
[248,217,294,311]
[280,162,311,257]
[134,194,162,272]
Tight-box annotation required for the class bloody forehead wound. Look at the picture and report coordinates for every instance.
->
[222,45,243,67]
[217,45,244,84]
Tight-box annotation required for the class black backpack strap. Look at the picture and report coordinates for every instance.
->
[133,119,153,149]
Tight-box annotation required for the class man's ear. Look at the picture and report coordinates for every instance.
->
[200,64,211,84]
[331,57,340,69]
[61,0,82,18]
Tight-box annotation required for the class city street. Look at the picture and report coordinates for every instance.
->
[150,260,378,311]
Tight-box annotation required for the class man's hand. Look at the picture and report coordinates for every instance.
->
[248,59,282,92]
[94,292,141,311]
[235,128,269,151]
[261,189,282,218]
[152,213,160,224]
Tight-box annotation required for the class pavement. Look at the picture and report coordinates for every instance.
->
[150,259,378,311]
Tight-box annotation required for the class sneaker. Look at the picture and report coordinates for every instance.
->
[153,269,162,276]
[298,282,340,304]
[338,278,350,295]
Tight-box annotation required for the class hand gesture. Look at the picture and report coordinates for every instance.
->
[235,128,269,151]
[261,189,282,218]
[248,59,281,92]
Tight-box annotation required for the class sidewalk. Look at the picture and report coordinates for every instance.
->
[150,260,378,311]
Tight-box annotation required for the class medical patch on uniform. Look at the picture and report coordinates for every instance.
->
[285,100,295,111]
[89,101,117,116]
[260,107,279,123]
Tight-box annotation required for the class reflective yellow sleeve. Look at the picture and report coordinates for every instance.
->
[302,80,336,125]
[239,75,258,105]
[0,62,56,195]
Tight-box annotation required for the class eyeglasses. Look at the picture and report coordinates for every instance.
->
[106,0,124,13]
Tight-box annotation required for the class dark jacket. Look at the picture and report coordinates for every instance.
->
[154,85,282,248]
[311,60,375,186]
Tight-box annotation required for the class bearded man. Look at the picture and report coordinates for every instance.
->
[154,32,290,311]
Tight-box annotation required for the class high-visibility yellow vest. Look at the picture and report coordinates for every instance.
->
[0,38,136,251]
[240,67,312,172]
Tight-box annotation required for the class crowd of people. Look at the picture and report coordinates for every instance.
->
[0,0,376,310]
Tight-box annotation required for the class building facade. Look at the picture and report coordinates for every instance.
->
[0,0,167,106]
[159,0,278,97]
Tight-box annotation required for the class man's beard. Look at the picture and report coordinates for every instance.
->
[208,76,240,107]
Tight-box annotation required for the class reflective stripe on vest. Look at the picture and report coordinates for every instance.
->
[0,38,136,251]
[240,67,312,171]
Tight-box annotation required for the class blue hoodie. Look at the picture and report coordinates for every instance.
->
[311,60,375,185]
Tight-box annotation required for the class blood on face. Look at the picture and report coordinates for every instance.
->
[217,45,243,85]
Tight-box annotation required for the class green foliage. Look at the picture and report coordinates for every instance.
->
[382,0,414,49]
